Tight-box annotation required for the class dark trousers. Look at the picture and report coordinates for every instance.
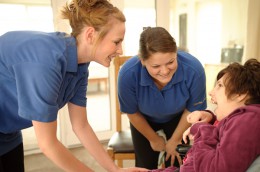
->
[130,114,182,169]
[0,143,24,172]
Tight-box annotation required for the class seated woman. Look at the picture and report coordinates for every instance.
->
[149,58,260,172]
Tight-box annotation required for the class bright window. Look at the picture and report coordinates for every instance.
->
[123,0,156,56]
[0,3,53,35]
[0,2,54,153]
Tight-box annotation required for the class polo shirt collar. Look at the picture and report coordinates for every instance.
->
[140,60,184,88]
[65,37,78,73]
[140,66,153,86]
[168,60,183,85]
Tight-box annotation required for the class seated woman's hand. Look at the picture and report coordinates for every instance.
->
[187,110,212,124]
[182,127,194,144]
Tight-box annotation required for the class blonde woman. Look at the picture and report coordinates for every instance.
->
[0,0,147,171]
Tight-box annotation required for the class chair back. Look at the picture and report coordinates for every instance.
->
[107,56,134,167]
[113,56,132,132]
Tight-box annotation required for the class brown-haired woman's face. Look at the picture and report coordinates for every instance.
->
[141,52,177,89]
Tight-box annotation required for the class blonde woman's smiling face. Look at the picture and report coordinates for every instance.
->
[94,19,125,67]
[141,52,177,89]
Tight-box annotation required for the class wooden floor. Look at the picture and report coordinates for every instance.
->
[25,142,135,172]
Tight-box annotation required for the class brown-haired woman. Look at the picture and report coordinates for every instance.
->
[0,0,147,171]
[118,27,207,169]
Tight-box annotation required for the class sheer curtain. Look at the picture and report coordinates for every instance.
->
[51,0,70,33]
[50,0,81,147]
[244,0,260,62]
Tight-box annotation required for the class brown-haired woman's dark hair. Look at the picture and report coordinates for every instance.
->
[138,27,177,60]
[61,0,125,39]
[217,58,260,105]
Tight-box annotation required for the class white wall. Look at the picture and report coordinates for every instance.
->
[169,0,248,65]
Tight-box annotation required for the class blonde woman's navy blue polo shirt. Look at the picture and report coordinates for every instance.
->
[118,51,207,123]
[0,31,89,155]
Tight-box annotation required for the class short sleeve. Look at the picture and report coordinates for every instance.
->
[118,68,138,114]
[186,69,207,111]
[70,74,87,107]
[12,62,62,122]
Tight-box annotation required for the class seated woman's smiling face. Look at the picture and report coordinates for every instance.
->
[209,74,247,121]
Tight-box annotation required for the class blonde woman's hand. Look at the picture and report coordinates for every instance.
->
[119,167,149,172]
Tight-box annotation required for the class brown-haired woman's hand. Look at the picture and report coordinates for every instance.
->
[149,135,166,152]
[165,138,182,166]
